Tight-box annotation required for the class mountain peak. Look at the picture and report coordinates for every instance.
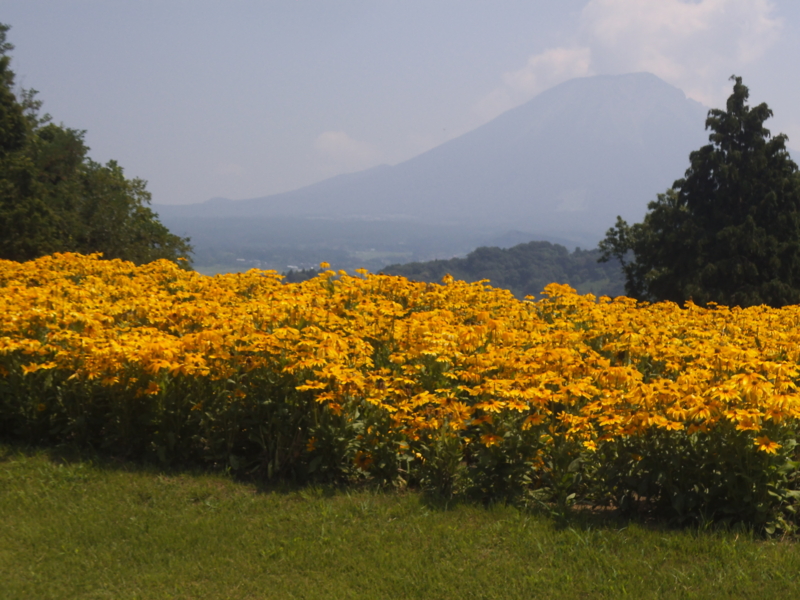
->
[158,72,709,247]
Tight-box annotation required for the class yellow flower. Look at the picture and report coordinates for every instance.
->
[354,451,373,470]
[480,433,502,447]
[522,414,544,430]
[5,250,800,473]
[754,436,781,454]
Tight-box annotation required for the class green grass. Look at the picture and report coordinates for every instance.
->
[1,444,799,599]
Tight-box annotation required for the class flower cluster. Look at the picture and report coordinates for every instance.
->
[1,253,799,530]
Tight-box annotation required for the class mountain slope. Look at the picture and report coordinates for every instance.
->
[157,72,709,248]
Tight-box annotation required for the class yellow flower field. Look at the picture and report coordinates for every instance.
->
[1,253,799,530]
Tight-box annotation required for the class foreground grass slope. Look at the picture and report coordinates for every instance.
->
[1,445,799,600]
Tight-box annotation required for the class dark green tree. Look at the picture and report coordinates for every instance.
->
[599,76,800,307]
[383,240,625,299]
[0,23,192,265]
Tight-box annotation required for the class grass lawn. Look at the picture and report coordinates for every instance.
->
[1,443,798,599]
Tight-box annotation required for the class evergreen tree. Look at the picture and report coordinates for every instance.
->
[599,76,800,307]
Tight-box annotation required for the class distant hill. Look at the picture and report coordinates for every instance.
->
[155,72,710,272]
[382,241,625,300]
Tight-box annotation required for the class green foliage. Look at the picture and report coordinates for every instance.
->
[0,24,192,265]
[0,25,25,158]
[384,241,625,299]
[593,428,800,535]
[600,76,800,307]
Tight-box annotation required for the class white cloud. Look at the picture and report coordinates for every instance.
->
[581,0,783,105]
[504,47,594,97]
[477,0,782,117]
[476,47,593,120]
[313,130,382,173]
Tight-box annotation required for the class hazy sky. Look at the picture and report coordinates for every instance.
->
[3,0,800,205]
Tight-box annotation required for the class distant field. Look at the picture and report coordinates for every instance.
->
[2,444,799,600]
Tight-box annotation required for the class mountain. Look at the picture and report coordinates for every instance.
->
[155,72,710,270]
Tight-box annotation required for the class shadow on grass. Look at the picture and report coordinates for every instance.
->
[405,481,699,539]
[412,478,771,539]
[0,437,772,540]
[0,436,353,498]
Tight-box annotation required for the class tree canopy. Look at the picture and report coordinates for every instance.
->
[0,23,192,265]
[599,76,800,308]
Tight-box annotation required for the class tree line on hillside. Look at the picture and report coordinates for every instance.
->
[0,24,191,265]
[382,242,625,299]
